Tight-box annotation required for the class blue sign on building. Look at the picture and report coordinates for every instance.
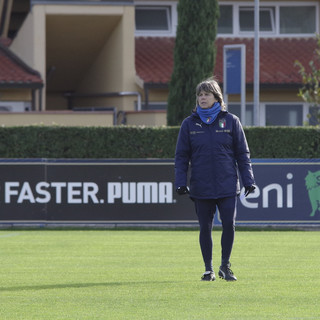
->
[223,44,246,125]
[225,48,242,94]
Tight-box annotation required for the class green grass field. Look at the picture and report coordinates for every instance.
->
[0,229,319,320]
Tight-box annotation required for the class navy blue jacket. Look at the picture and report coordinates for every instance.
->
[175,110,255,199]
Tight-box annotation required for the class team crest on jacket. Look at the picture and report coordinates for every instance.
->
[219,118,226,128]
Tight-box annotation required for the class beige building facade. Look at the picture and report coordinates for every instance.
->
[0,0,319,126]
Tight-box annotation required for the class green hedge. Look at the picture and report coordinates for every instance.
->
[244,126,320,158]
[0,126,319,159]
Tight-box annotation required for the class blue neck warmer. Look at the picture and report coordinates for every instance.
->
[197,102,221,124]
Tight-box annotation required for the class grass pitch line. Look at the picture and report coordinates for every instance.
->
[0,232,21,238]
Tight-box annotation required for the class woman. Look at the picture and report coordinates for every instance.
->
[175,78,255,281]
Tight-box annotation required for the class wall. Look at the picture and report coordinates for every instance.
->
[0,111,114,127]
[125,110,167,126]
[10,3,136,113]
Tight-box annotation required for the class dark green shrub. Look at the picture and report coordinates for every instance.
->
[0,126,319,159]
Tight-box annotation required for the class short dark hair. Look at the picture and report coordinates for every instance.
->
[195,77,226,110]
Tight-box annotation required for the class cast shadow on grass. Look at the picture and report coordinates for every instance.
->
[0,281,176,292]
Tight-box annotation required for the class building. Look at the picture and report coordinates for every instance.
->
[0,0,318,126]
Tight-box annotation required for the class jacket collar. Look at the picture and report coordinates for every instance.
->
[191,110,227,121]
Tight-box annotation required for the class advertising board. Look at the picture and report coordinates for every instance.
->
[0,159,319,226]
[235,159,320,226]
[0,159,193,223]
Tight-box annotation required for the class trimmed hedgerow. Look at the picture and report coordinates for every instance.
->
[0,126,319,159]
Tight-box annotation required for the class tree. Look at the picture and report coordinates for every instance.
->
[167,0,219,126]
[295,35,320,125]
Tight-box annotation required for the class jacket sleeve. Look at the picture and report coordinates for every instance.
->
[232,117,255,187]
[174,119,191,189]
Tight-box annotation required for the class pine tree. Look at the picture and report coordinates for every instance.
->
[167,0,219,126]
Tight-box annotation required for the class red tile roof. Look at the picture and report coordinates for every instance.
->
[0,39,43,87]
[135,37,318,87]
[135,37,175,85]
[0,36,316,89]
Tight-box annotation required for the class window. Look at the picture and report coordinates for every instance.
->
[218,2,318,37]
[135,6,171,31]
[239,7,274,33]
[218,5,233,34]
[228,104,253,125]
[265,105,303,126]
[308,106,320,125]
[135,3,177,36]
[280,6,315,34]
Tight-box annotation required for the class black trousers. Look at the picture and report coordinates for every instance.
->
[194,197,237,271]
